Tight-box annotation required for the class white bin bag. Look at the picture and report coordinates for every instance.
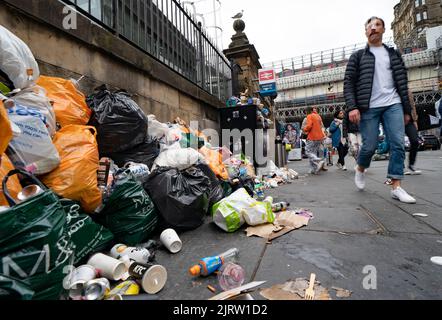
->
[0,25,40,89]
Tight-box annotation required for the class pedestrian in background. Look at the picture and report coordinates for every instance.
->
[344,16,416,204]
[404,91,422,175]
[303,106,326,174]
[329,109,349,170]
[343,109,362,162]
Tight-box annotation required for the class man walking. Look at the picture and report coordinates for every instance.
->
[303,106,326,174]
[344,16,416,204]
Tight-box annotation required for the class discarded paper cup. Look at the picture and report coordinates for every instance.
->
[128,262,168,294]
[87,253,127,281]
[160,228,182,253]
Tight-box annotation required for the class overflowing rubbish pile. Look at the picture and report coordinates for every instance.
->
[0,25,300,300]
[225,87,273,129]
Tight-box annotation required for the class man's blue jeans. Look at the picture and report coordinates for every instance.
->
[358,103,405,180]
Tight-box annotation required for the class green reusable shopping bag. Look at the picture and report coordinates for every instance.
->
[95,172,158,246]
[0,169,75,300]
[0,275,34,300]
[60,199,114,265]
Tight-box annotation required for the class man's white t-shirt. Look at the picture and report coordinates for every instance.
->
[369,46,402,108]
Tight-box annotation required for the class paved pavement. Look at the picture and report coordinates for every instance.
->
[153,150,442,300]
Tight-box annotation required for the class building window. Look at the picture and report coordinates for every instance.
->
[422,0,425,5]
[416,13,421,22]
[415,0,419,7]
[422,11,427,20]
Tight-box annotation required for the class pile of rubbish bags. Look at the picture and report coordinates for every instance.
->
[0,25,298,300]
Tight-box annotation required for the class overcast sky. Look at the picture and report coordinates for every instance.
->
[185,0,400,64]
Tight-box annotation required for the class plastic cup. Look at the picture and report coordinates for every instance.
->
[217,262,245,291]
[87,253,127,281]
[160,228,182,254]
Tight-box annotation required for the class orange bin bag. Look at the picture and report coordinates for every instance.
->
[36,76,92,127]
[198,145,229,181]
[41,125,102,213]
[0,154,21,206]
[0,101,12,155]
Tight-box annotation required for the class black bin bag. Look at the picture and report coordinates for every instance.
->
[195,162,224,206]
[144,166,210,231]
[87,85,148,155]
[107,138,160,170]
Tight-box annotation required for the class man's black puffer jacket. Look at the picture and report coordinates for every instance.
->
[344,44,411,115]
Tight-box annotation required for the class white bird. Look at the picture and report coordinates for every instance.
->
[231,10,244,19]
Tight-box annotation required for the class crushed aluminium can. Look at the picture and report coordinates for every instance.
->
[82,278,111,300]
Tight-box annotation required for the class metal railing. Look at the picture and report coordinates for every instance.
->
[63,0,232,101]
[275,48,438,92]
[262,38,396,78]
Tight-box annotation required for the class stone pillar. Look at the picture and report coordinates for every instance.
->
[223,18,277,166]
[223,18,261,98]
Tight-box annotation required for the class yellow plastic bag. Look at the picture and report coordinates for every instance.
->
[36,76,91,128]
[0,154,21,206]
[41,125,102,213]
[199,146,229,181]
[0,101,12,155]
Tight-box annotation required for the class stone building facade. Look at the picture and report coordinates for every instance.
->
[392,0,442,51]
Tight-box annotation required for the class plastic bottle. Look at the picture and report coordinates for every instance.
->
[272,201,290,212]
[217,262,246,291]
[189,248,239,277]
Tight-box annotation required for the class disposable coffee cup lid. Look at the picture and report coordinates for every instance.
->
[141,265,168,294]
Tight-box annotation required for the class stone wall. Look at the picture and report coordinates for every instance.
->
[1,0,221,130]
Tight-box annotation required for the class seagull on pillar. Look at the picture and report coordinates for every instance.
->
[231,10,244,19]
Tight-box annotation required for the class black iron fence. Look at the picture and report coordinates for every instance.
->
[62,0,232,102]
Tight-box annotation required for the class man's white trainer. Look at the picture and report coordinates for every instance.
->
[354,166,366,191]
[391,187,416,204]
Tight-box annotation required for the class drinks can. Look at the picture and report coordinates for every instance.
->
[17,184,44,202]
[82,278,110,300]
